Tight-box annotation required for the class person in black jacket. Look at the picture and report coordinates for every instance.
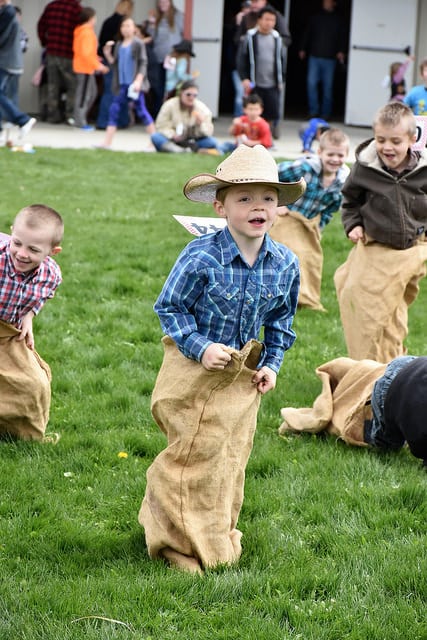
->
[299,0,346,119]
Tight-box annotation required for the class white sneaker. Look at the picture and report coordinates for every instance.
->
[19,117,36,139]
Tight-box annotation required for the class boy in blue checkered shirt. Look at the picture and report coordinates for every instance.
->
[270,128,349,310]
[139,145,305,574]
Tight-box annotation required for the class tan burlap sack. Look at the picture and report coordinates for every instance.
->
[0,320,51,440]
[334,238,427,362]
[139,336,263,572]
[278,357,387,446]
[269,211,325,311]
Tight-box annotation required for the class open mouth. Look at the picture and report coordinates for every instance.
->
[249,217,266,226]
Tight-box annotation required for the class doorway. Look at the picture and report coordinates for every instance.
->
[219,0,352,120]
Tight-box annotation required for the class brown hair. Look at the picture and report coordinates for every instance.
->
[155,0,178,30]
[373,101,416,137]
[419,58,427,74]
[78,6,96,24]
[14,204,64,247]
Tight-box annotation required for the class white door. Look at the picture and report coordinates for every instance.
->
[345,0,417,126]
[190,0,224,118]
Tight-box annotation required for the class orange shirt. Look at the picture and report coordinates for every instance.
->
[73,23,102,74]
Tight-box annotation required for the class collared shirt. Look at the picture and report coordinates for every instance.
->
[277,155,349,229]
[154,227,299,373]
[0,241,62,328]
[37,0,81,59]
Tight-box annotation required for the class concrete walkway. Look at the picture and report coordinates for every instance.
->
[4,116,371,162]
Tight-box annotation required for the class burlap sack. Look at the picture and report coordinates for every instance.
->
[139,337,263,572]
[334,238,427,362]
[278,357,387,446]
[269,211,325,311]
[0,320,51,440]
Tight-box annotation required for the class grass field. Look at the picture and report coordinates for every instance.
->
[0,148,426,640]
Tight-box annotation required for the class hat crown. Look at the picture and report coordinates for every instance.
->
[215,144,280,184]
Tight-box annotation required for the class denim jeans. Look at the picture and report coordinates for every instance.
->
[306,56,336,118]
[368,355,417,450]
[151,131,221,152]
[0,68,29,127]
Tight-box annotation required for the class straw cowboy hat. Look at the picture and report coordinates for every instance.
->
[183,144,306,206]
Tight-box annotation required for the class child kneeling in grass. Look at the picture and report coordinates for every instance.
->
[139,144,305,573]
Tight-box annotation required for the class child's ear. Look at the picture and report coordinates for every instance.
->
[213,199,227,218]
[50,246,62,256]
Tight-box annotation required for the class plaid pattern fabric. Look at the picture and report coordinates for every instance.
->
[37,0,81,58]
[0,242,62,328]
[154,227,299,373]
[278,155,349,229]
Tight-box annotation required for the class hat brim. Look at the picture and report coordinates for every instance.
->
[183,174,306,207]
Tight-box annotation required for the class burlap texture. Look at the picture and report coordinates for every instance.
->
[334,238,427,362]
[139,336,263,571]
[270,211,325,310]
[0,320,51,440]
[278,357,387,446]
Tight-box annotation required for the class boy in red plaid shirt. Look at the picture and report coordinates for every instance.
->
[0,204,63,349]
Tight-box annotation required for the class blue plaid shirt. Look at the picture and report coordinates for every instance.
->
[154,226,299,373]
[277,156,349,229]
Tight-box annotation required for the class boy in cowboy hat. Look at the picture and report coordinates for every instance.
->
[139,145,305,574]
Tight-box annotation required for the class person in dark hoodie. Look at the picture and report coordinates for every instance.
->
[334,101,427,364]
[364,355,427,469]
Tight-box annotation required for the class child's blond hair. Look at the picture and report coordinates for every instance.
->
[14,204,64,247]
[319,127,350,151]
[373,101,416,137]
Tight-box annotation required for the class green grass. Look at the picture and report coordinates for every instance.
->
[0,148,426,640]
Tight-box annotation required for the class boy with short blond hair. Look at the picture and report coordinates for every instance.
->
[270,127,350,310]
[335,101,427,362]
[139,145,305,574]
[0,204,63,350]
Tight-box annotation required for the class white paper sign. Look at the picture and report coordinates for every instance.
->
[173,215,227,237]
[413,116,427,150]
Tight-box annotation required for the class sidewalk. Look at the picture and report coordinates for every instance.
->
[3,116,371,162]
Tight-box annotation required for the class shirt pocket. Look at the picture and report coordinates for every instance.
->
[258,283,286,315]
[205,282,241,317]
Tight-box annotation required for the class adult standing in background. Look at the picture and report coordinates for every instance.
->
[37,0,82,125]
[298,0,346,120]
[96,0,134,129]
[0,0,36,141]
[146,0,184,118]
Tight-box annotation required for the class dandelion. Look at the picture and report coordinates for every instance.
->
[118,451,128,459]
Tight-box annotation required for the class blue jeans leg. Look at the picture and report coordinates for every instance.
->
[151,132,169,150]
[369,355,417,450]
[0,69,29,126]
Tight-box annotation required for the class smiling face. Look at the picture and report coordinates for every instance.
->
[374,116,416,172]
[9,218,60,273]
[213,184,278,247]
[318,141,348,175]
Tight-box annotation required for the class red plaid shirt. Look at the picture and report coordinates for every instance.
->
[37,0,82,59]
[0,241,62,328]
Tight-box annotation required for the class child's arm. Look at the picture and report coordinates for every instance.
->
[16,311,35,349]
[103,40,115,65]
[392,56,414,84]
